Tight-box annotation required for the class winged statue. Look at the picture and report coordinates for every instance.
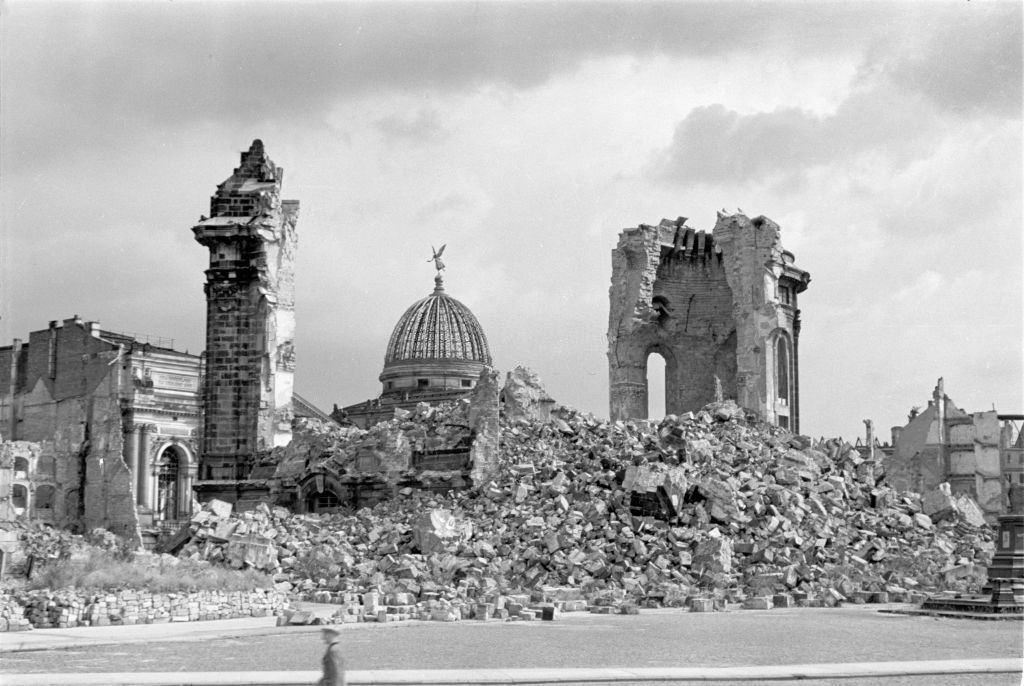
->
[428,244,447,272]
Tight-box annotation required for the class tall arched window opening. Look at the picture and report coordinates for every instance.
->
[647,352,667,420]
[156,448,180,521]
[776,337,790,404]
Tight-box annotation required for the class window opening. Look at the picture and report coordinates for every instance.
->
[156,448,180,521]
[776,337,790,403]
[11,485,28,514]
[35,485,55,513]
[646,351,667,420]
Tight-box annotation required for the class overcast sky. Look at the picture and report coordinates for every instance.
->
[2,1,1021,442]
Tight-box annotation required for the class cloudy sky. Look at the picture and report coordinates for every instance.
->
[2,1,1021,442]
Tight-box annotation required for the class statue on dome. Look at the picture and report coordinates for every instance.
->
[428,244,447,272]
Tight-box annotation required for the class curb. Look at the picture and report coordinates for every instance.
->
[1,659,1021,685]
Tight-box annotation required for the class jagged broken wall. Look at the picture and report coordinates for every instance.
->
[608,213,809,430]
[193,140,299,487]
[273,366,502,511]
[0,320,140,541]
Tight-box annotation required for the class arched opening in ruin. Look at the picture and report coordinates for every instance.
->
[13,457,29,479]
[647,351,667,419]
[773,332,794,430]
[306,489,340,512]
[156,446,182,521]
[34,484,55,517]
[11,484,28,515]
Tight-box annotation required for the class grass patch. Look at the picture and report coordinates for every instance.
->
[28,551,273,593]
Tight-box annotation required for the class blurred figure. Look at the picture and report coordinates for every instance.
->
[318,627,346,686]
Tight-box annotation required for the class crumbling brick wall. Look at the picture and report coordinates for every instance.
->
[0,319,140,543]
[193,141,299,486]
[608,213,809,430]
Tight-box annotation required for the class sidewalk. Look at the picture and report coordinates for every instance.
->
[2,659,1021,685]
[0,603,926,654]
[0,615,292,653]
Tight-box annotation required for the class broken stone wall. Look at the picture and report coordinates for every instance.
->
[0,320,140,543]
[502,366,556,423]
[962,413,1003,522]
[713,213,804,429]
[193,140,299,486]
[468,367,501,485]
[609,213,808,428]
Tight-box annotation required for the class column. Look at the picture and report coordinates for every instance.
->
[138,425,154,510]
[125,424,141,503]
[178,448,195,520]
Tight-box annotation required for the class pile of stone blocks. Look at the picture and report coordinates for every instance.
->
[1,588,287,630]
[173,396,993,620]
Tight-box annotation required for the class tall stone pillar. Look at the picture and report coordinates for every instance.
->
[609,364,648,421]
[125,423,141,504]
[192,140,298,503]
[138,425,154,509]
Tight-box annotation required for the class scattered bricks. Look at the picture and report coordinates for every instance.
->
[0,392,979,635]
[689,598,715,612]
[824,589,845,607]
[772,594,794,608]
[288,611,312,625]
[742,596,773,610]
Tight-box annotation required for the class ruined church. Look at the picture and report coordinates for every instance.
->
[608,213,810,431]
[2,140,821,540]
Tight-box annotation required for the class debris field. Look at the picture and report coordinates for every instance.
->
[175,400,993,621]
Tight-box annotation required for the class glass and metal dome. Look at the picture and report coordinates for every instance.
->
[379,274,491,396]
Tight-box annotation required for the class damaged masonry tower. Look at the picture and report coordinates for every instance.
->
[608,212,809,431]
[192,140,299,503]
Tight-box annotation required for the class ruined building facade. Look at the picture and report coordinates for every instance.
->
[0,317,202,539]
[192,140,299,502]
[884,378,1023,521]
[608,213,810,430]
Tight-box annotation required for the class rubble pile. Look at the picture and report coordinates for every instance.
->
[270,403,478,499]
[4,588,285,630]
[176,399,994,618]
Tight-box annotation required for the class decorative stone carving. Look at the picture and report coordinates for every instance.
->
[276,340,296,371]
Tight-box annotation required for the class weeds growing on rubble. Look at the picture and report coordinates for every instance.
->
[26,551,273,592]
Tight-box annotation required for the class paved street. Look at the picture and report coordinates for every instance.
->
[2,608,1020,681]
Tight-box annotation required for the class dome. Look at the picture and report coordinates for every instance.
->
[384,275,491,365]
[379,274,491,396]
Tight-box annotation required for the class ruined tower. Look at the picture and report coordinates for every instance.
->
[192,140,298,499]
[608,212,809,431]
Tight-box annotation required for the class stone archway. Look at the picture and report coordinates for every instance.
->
[156,446,181,521]
[153,442,195,521]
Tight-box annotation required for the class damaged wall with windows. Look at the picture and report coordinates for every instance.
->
[608,212,810,430]
[0,318,140,541]
[884,378,1019,520]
